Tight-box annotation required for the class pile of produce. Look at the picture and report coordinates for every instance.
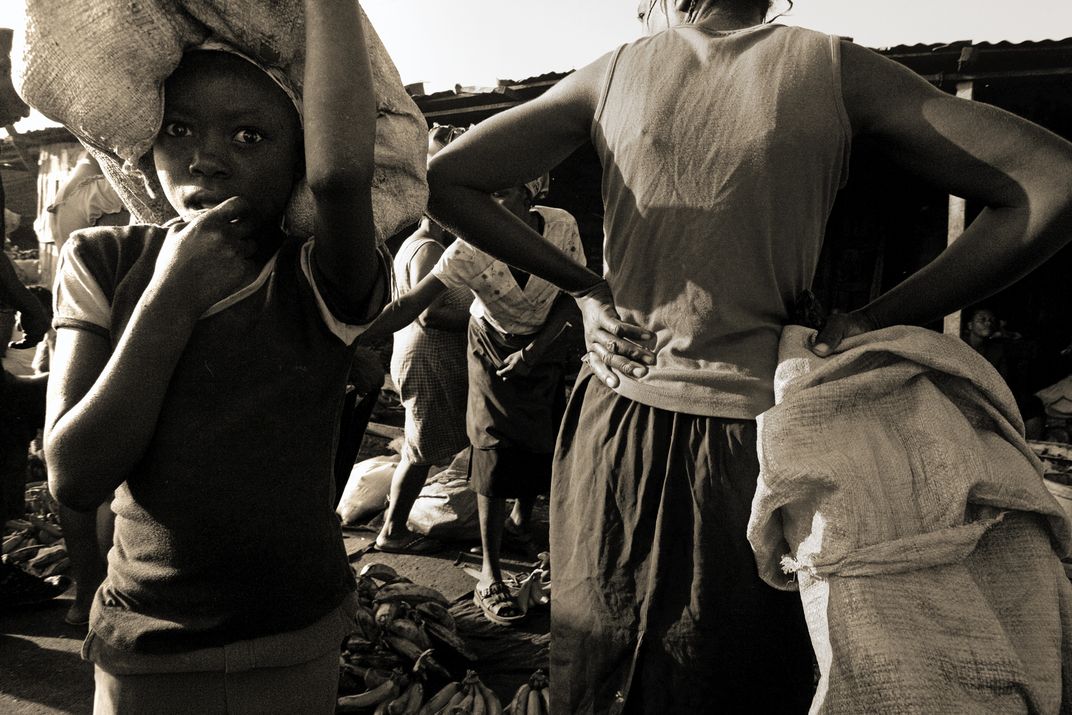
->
[339,563,482,713]
[1030,440,1072,485]
[2,482,68,578]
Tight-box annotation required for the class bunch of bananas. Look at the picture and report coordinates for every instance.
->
[418,670,502,715]
[504,671,551,715]
[338,563,480,712]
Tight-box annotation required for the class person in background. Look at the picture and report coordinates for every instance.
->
[0,250,50,354]
[35,151,129,286]
[31,156,130,627]
[424,0,1072,710]
[364,172,583,623]
[963,306,1046,439]
[43,0,388,710]
[358,124,473,554]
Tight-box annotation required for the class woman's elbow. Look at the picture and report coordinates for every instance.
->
[45,446,104,511]
[48,475,99,512]
[426,161,467,219]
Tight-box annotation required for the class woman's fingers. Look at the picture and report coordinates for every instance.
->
[587,349,621,388]
[811,310,878,357]
[575,281,656,386]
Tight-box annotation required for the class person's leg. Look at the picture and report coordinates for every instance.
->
[476,493,508,588]
[96,500,115,558]
[375,455,432,548]
[509,495,535,533]
[60,503,107,625]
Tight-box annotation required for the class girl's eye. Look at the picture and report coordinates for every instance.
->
[163,121,191,138]
[233,128,264,145]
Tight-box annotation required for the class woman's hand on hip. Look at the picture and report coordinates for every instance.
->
[575,281,656,388]
[810,310,880,357]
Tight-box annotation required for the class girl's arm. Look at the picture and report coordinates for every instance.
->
[45,202,259,510]
[813,42,1072,353]
[45,304,198,511]
[407,241,471,332]
[303,0,382,319]
[426,54,654,388]
[358,273,450,344]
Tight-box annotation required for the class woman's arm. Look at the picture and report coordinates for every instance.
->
[303,0,381,317]
[813,41,1072,354]
[427,54,654,387]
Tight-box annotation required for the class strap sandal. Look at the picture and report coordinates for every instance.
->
[473,581,525,625]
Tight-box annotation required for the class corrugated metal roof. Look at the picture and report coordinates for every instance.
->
[409,37,1072,121]
[4,38,1071,149]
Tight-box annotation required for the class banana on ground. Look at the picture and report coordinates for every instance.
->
[337,672,404,713]
[373,582,450,607]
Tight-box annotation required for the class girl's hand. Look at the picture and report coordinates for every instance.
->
[575,281,656,388]
[496,350,533,380]
[150,197,258,317]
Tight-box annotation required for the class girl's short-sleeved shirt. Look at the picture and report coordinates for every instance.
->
[431,205,584,336]
[52,223,389,656]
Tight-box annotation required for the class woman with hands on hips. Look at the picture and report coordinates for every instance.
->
[423,0,1072,711]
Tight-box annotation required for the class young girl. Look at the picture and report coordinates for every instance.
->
[43,1,387,711]
[425,0,1072,711]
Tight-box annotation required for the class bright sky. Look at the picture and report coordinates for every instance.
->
[361,0,1072,89]
[2,1,1072,131]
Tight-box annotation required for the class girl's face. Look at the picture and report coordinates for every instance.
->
[153,52,302,226]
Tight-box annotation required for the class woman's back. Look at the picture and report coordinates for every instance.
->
[594,23,849,419]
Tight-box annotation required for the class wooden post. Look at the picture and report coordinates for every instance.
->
[943,79,974,336]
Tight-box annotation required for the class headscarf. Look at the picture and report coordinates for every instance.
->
[189,39,304,126]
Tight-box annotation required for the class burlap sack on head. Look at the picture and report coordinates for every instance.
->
[749,325,1072,713]
[13,0,427,240]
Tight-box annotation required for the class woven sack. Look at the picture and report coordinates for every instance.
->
[337,454,399,526]
[750,326,1072,713]
[407,449,479,541]
[13,0,427,240]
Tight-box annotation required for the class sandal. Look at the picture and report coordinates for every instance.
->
[473,581,525,625]
[374,532,442,555]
